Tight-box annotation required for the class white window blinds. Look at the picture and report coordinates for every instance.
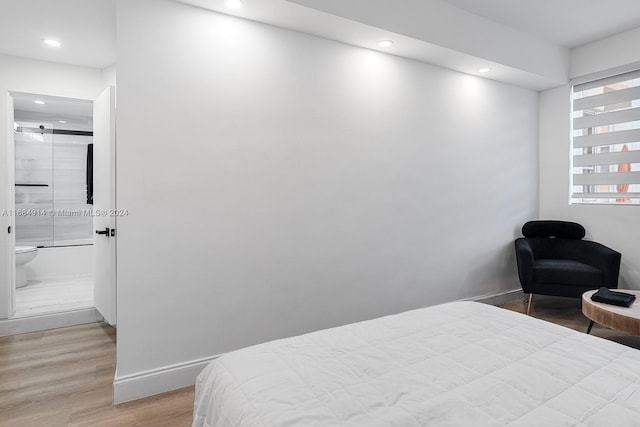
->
[572,70,640,204]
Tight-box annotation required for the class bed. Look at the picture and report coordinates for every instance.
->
[193,301,640,426]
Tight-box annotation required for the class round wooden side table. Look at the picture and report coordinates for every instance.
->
[582,289,640,336]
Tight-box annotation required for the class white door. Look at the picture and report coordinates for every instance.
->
[1,93,16,319]
[93,86,116,325]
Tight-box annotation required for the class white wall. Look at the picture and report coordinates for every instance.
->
[102,65,117,89]
[539,34,640,291]
[0,54,104,319]
[115,0,538,399]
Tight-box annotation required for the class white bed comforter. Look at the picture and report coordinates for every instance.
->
[193,301,640,427]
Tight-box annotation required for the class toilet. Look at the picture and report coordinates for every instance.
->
[15,246,38,288]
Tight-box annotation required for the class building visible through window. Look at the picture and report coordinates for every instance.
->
[571,70,640,205]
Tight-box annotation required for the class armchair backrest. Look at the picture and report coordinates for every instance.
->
[525,238,593,260]
[521,221,587,261]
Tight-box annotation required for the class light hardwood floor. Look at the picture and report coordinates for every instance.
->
[501,294,640,350]
[0,322,194,427]
[2,296,640,427]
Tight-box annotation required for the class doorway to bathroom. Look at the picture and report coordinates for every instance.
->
[5,89,116,328]
[11,93,94,317]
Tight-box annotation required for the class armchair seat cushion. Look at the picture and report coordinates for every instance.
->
[534,259,603,287]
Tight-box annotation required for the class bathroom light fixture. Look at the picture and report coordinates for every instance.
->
[225,0,243,9]
[378,40,393,48]
[43,39,61,47]
[478,67,492,73]
[34,100,46,105]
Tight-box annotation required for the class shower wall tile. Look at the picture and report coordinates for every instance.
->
[14,131,53,187]
[15,129,54,246]
[53,135,93,243]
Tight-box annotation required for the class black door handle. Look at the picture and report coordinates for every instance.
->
[96,227,110,236]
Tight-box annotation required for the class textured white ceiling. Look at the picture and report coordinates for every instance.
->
[0,0,116,69]
[2,0,640,88]
[13,92,92,119]
[441,0,640,48]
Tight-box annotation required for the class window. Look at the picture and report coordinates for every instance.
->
[571,70,640,205]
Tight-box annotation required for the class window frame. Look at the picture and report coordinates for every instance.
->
[570,69,640,206]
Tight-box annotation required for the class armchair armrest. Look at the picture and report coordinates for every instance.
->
[579,241,622,288]
[515,238,535,292]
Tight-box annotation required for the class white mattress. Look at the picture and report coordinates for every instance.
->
[193,301,640,427]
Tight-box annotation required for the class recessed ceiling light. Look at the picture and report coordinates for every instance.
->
[43,39,61,47]
[478,67,492,73]
[34,100,46,105]
[59,120,67,124]
[378,40,393,48]
[225,0,243,9]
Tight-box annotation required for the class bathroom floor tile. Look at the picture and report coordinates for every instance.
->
[13,275,94,318]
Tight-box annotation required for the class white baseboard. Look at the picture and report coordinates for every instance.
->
[0,308,103,337]
[464,288,525,306]
[113,355,219,404]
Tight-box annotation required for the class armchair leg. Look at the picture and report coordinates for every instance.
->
[526,294,533,315]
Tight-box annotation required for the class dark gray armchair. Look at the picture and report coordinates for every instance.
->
[515,220,621,314]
